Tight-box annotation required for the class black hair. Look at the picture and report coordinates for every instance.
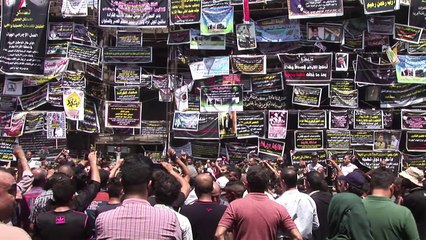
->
[107,177,123,198]
[99,169,110,189]
[306,171,325,191]
[246,165,269,192]
[225,180,246,198]
[228,165,242,180]
[52,175,75,206]
[121,154,153,194]
[153,172,181,206]
[280,168,297,188]
[371,171,395,189]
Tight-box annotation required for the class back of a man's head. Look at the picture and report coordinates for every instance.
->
[225,180,246,199]
[247,165,269,193]
[99,169,110,189]
[194,173,214,197]
[280,167,297,189]
[153,172,181,206]
[371,171,396,190]
[306,171,324,191]
[58,165,74,178]
[107,177,123,199]
[121,154,153,195]
[32,168,47,187]
[52,175,75,206]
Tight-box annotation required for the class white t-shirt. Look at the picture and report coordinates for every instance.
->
[216,175,229,189]
[340,163,358,176]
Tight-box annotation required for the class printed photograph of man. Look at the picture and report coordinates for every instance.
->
[219,111,237,138]
[335,53,349,71]
[373,131,401,151]
[308,26,323,41]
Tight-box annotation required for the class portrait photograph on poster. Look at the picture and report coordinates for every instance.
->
[236,22,257,50]
[335,53,349,71]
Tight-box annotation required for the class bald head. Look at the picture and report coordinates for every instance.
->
[58,165,74,178]
[212,181,221,197]
[194,173,214,197]
[0,170,17,221]
[280,167,297,189]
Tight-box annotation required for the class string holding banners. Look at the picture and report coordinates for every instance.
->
[394,24,423,44]
[373,130,401,151]
[279,53,332,82]
[355,151,401,175]
[258,138,285,157]
[46,112,67,139]
[329,79,358,108]
[236,22,257,50]
[236,111,265,139]
[200,6,234,35]
[396,55,426,84]
[170,0,201,25]
[190,29,226,50]
[409,0,426,29]
[173,111,200,132]
[67,42,101,65]
[174,113,219,139]
[306,23,343,43]
[367,15,395,35]
[0,138,17,162]
[406,131,426,152]
[230,55,266,75]
[200,85,243,112]
[102,47,152,63]
[354,56,397,86]
[116,31,143,47]
[98,0,168,27]
[292,86,322,108]
[114,86,140,102]
[62,0,88,17]
[287,0,343,19]
[255,16,300,43]
[329,110,350,129]
[167,30,191,45]
[326,130,351,149]
[114,66,142,85]
[294,130,324,151]
[351,130,374,146]
[363,0,400,15]
[105,101,142,128]
[268,110,288,139]
[353,109,384,130]
[298,110,327,129]
[76,102,100,133]
[48,22,74,41]
[401,109,426,130]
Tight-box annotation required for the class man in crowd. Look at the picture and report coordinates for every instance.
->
[276,168,319,239]
[363,171,419,240]
[339,154,358,176]
[215,165,302,240]
[96,153,181,239]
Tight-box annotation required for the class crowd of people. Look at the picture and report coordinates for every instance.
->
[0,145,425,240]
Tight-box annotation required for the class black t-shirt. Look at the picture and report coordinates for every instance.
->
[35,210,90,240]
[403,188,426,240]
[311,191,332,240]
[180,201,227,240]
[95,203,121,218]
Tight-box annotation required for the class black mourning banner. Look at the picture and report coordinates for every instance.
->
[355,151,401,174]
[103,47,152,63]
[401,110,426,130]
[363,0,399,14]
[0,137,17,161]
[62,71,85,89]
[292,86,322,107]
[24,112,44,133]
[353,109,383,130]
[329,110,349,129]
[355,56,397,85]
[294,130,324,150]
[188,93,200,112]
[76,102,100,133]
[236,111,265,138]
[174,113,219,139]
[250,73,284,94]
[105,101,142,128]
[167,30,191,45]
[191,141,219,160]
[329,79,358,108]
[394,24,423,44]
[380,84,426,108]
[326,149,354,164]
[326,130,351,149]
[405,153,426,170]
[409,0,426,29]
[98,0,168,27]
[244,92,287,110]
[114,86,140,101]
[287,0,343,19]
[279,53,332,82]
[0,96,18,111]
[114,66,142,84]
[290,150,327,167]
[298,110,327,129]
[116,31,143,47]
[406,131,426,152]
[170,0,201,25]
[0,0,49,75]
[230,55,266,75]
[140,121,166,136]
[226,142,258,163]
[67,43,101,65]
[258,138,285,157]
[87,64,103,80]
[351,130,374,145]
[19,84,48,111]
[367,16,395,35]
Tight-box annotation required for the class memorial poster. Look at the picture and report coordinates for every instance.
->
[105,101,142,128]
[294,130,324,150]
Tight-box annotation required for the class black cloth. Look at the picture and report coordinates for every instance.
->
[148,192,186,211]
[34,210,90,240]
[403,188,426,240]
[311,191,332,240]
[95,203,121,218]
[180,200,227,240]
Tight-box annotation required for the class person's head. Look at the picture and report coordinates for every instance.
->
[370,171,396,198]
[58,165,74,178]
[337,170,367,197]
[228,166,242,182]
[0,169,17,221]
[99,169,110,189]
[306,171,328,192]
[25,151,32,160]
[211,182,221,203]
[120,154,154,196]
[379,160,387,170]
[377,134,384,142]
[312,153,319,164]
[280,167,297,190]
[343,154,352,166]
[248,157,257,166]
[399,167,424,189]
[187,156,193,165]
[194,173,214,198]
[52,174,76,206]
[224,181,246,203]
[246,165,269,193]
[153,172,181,206]
[337,56,345,64]
[32,168,47,187]
[311,27,318,36]
[391,134,397,141]
[107,177,123,199]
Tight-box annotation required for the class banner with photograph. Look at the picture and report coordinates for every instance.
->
[170,0,201,25]
[49,22,73,41]
[401,109,426,130]
[226,142,258,163]
[98,0,168,27]
[0,112,13,129]
[373,130,401,151]
[326,130,351,149]
[219,111,237,138]
[355,56,397,85]
[351,130,374,146]
[114,66,142,84]
[190,29,226,50]
[200,6,233,35]
[268,110,288,139]
[72,24,91,42]
[140,121,166,136]
[236,111,265,138]
[329,110,349,129]
[251,73,284,94]
[298,110,327,129]
[173,112,199,131]
[230,55,266,75]
[396,55,426,84]
[255,17,300,42]
[62,0,88,17]
[244,92,287,110]
[103,47,152,63]
[406,131,426,152]
[167,30,191,45]
[306,23,342,43]
[3,79,23,96]
[287,0,343,19]
[46,112,66,139]
[0,0,49,75]
[63,89,85,121]
[200,85,243,112]
[353,109,383,130]
[236,23,257,50]
[0,112,26,138]
[367,16,395,35]
[76,102,100,133]
[294,130,324,150]
[114,86,140,102]
[258,138,285,157]
[409,0,426,29]
[67,43,101,65]
[363,0,400,14]
[116,31,143,47]
[355,151,401,174]
[105,101,141,128]
[191,141,220,160]
[19,84,48,111]
[292,86,322,107]
[381,84,426,108]
[174,113,219,139]
[175,85,189,112]
[279,53,332,82]
[329,79,358,108]
[0,138,17,162]
[203,56,229,76]
[394,24,423,44]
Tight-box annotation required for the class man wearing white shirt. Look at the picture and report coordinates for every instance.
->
[276,168,319,239]
[339,154,358,176]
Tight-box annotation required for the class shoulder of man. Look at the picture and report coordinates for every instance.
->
[0,224,31,240]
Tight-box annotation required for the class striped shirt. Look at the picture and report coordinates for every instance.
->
[96,198,182,240]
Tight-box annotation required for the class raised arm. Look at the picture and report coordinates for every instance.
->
[160,162,191,197]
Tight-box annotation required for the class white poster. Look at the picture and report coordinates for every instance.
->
[46,112,67,139]
[3,78,23,96]
[62,0,88,17]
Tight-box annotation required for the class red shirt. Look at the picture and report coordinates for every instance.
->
[218,192,297,240]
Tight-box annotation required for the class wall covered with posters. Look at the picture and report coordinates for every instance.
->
[0,0,425,171]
